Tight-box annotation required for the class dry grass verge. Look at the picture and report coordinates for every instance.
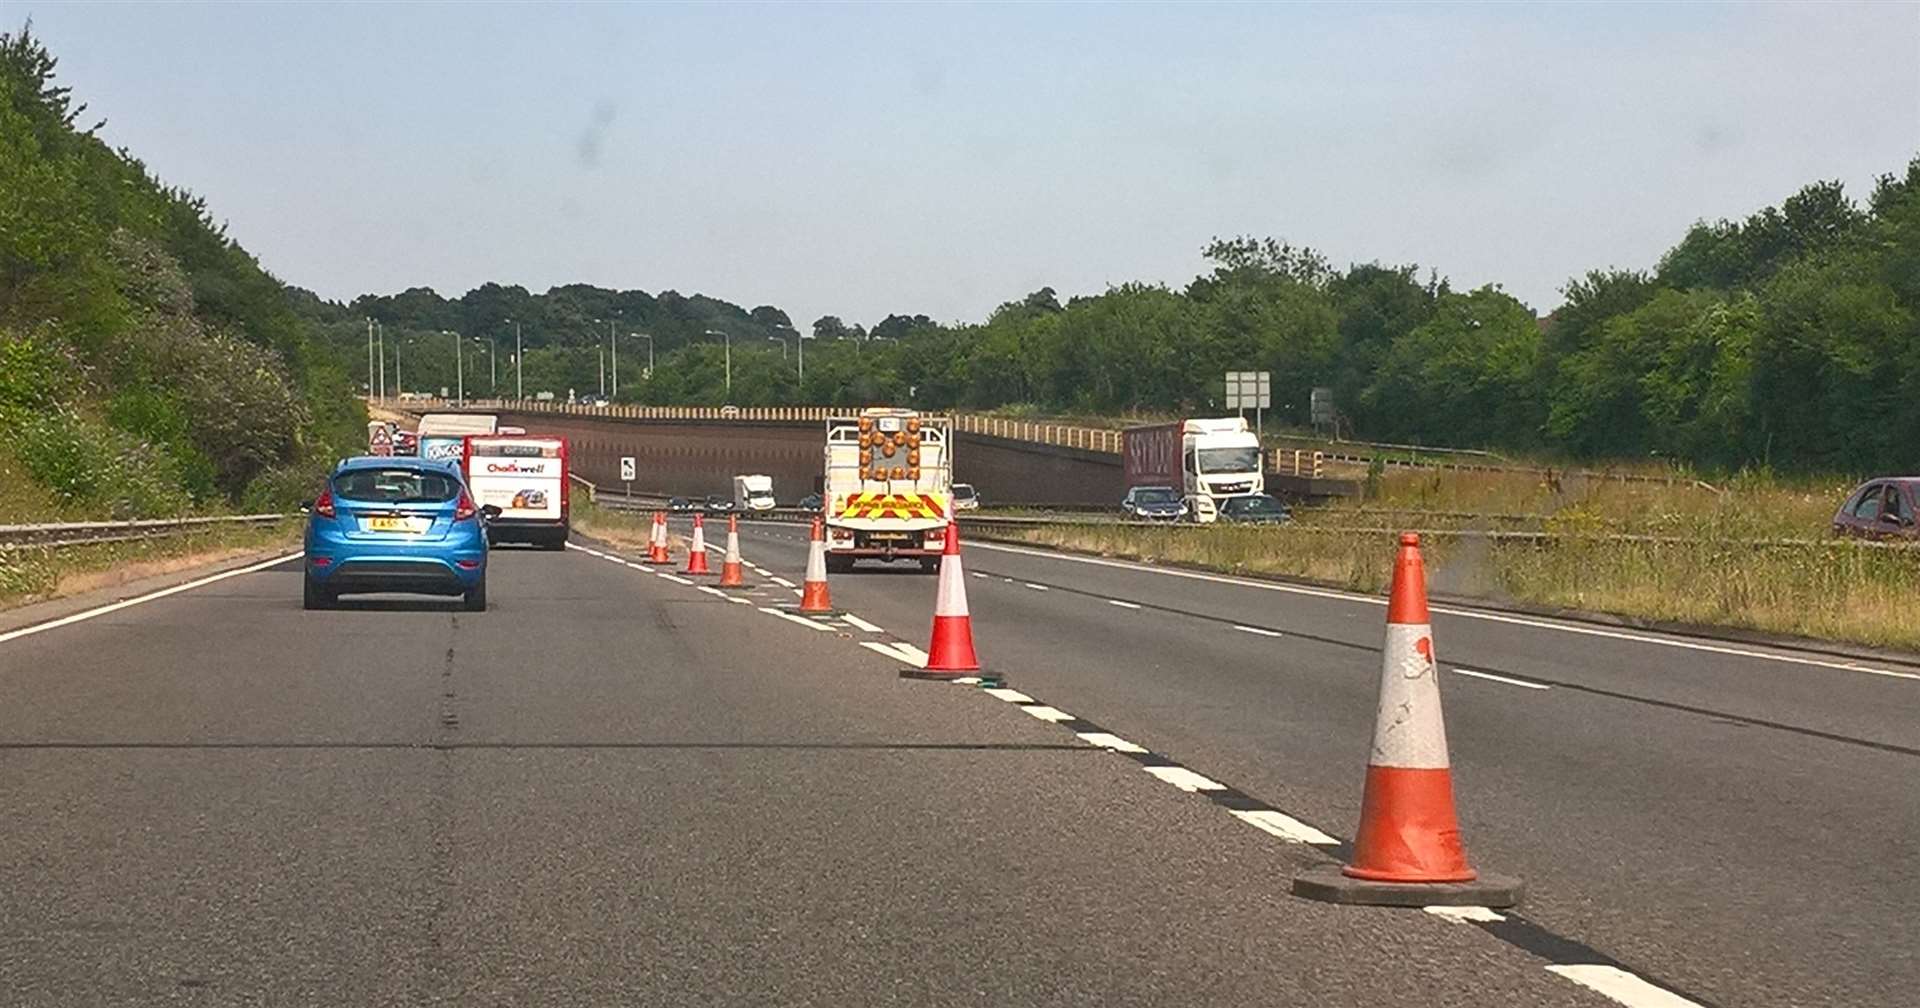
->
[991,522,1920,653]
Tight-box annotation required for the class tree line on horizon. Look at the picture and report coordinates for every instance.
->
[319,155,1920,476]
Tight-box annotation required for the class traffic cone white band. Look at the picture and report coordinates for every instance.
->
[1369,622,1451,770]
[933,554,969,617]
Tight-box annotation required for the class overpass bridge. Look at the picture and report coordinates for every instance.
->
[375,399,1356,506]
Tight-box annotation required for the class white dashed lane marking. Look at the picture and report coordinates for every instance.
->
[1142,765,1225,792]
[982,688,1034,703]
[841,613,885,633]
[1231,624,1283,638]
[1454,667,1551,690]
[761,607,832,632]
[1425,905,1506,924]
[1544,965,1707,1008]
[1106,599,1141,609]
[1230,809,1340,845]
[1023,582,1049,591]
[1075,732,1147,754]
[1019,705,1074,723]
[660,574,693,585]
[770,576,796,588]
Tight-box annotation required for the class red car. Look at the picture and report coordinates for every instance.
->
[1831,478,1920,539]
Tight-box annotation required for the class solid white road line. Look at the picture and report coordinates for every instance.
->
[1424,905,1507,924]
[0,551,303,647]
[1544,965,1705,1008]
[968,540,1920,682]
[982,687,1035,703]
[1453,667,1551,690]
[1106,599,1142,609]
[1143,765,1225,792]
[1232,624,1283,638]
[1075,731,1147,754]
[1230,809,1340,845]
[762,607,833,631]
[842,613,885,633]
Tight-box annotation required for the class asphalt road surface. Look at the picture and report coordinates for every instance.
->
[0,522,1910,1007]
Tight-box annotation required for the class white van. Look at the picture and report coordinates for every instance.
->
[732,474,776,511]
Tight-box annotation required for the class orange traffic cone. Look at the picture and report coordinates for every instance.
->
[645,512,670,564]
[901,521,980,680]
[1293,533,1522,907]
[684,513,713,576]
[717,514,747,588]
[798,516,838,615]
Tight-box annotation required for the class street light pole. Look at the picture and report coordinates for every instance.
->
[598,345,606,398]
[705,328,731,399]
[768,335,788,361]
[446,330,463,405]
[510,319,522,400]
[634,332,654,379]
[376,322,386,399]
[366,317,375,398]
[486,337,496,393]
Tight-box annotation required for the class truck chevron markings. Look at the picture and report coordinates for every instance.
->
[836,492,947,520]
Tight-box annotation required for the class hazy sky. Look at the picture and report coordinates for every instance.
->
[18,2,1919,328]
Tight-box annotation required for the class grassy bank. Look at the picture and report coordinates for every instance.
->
[0,520,301,610]
[992,510,1920,653]
[570,496,659,550]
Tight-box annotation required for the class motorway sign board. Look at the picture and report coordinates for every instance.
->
[1225,371,1270,409]
[1311,386,1335,426]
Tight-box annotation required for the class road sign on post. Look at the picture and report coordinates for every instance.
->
[1311,387,1335,430]
[1225,371,1272,435]
[620,456,636,497]
[367,420,393,457]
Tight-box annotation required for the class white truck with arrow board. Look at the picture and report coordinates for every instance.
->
[822,408,952,572]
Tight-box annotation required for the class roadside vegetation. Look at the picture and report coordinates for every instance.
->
[0,26,364,525]
[568,494,657,551]
[994,466,1920,652]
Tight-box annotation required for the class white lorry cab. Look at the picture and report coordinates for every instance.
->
[462,434,570,550]
[822,408,952,572]
[1122,417,1264,523]
[732,474,776,511]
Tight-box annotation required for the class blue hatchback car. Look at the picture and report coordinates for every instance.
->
[302,456,499,611]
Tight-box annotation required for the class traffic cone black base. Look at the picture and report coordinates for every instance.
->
[898,666,990,682]
[1291,864,1524,908]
